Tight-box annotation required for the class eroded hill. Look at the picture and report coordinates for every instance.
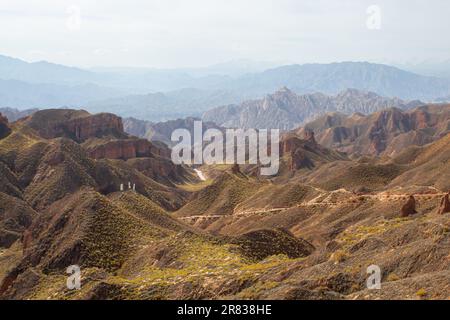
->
[0,108,449,300]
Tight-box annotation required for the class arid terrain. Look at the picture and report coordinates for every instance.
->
[0,105,449,300]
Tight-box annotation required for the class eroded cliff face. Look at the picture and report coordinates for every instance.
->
[280,136,317,171]
[24,109,125,142]
[0,113,11,139]
[299,105,450,156]
[84,139,154,160]
[66,113,124,142]
[279,130,344,171]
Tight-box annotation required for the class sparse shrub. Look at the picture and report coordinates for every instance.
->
[387,273,400,282]
[330,250,350,264]
[416,288,427,298]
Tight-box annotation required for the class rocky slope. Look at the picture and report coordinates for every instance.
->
[23,109,126,142]
[1,107,449,300]
[170,133,450,300]
[203,88,422,130]
[297,104,450,156]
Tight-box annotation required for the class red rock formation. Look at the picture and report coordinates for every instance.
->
[400,195,417,217]
[86,139,154,160]
[0,113,11,139]
[280,135,320,171]
[279,133,345,171]
[26,110,125,142]
[128,157,187,184]
[438,193,450,215]
[301,105,450,156]
[66,113,124,142]
[280,136,303,154]
[412,110,430,130]
[368,134,386,155]
[149,141,172,158]
[290,149,313,170]
[304,129,317,144]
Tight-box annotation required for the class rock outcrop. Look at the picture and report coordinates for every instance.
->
[438,193,450,215]
[400,195,417,217]
[303,128,317,144]
[25,109,126,142]
[84,139,154,160]
[0,113,11,139]
[280,136,314,171]
[299,104,450,156]
[279,132,345,171]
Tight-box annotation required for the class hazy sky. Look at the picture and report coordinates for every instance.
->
[1,0,449,68]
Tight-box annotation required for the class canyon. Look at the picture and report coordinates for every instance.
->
[0,106,449,300]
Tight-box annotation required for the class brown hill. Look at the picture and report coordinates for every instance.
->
[388,132,450,190]
[23,109,126,142]
[0,193,37,248]
[298,104,450,156]
[0,188,192,298]
[1,107,449,300]
[175,171,263,220]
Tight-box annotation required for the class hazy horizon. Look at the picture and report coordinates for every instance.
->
[1,0,450,69]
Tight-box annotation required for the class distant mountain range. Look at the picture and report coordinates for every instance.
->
[1,54,450,121]
[124,117,223,147]
[395,59,450,79]
[0,78,126,110]
[0,107,38,122]
[86,88,243,121]
[207,62,450,101]
[203,87,423,130]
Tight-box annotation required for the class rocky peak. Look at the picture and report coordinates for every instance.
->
[279,133,345,171]
[271,86,296,101]
[337,88,376,99]
[303,128,316,144]
[280,136,316,171]
[203,87,421,131]
[276,86,293,94]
